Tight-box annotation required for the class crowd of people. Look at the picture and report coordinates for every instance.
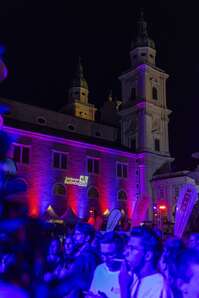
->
[0,212,199,298]
[0,131,199,298]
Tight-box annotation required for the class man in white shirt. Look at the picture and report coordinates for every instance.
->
[119,226,170,298]
[88,232,124,298]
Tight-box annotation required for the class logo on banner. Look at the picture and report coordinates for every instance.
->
[64,175,88,187]
[174,184,197,238]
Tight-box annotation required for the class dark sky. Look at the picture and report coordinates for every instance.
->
[0,1,198,170]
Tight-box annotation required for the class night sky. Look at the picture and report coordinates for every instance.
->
[0,1,198,170]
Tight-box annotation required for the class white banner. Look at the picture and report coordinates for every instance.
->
[174,184,198,238]
[106,209,122,232]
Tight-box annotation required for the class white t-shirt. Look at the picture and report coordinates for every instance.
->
[131,273,170,298]
[90,263,120,298]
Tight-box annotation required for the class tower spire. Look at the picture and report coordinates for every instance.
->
[137,11,148,38]
[71,56,88,89]
[61,56,97,121]
[76,56,84,79]
[131,12,155,50]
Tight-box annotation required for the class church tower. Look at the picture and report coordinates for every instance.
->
[62,57,97,121]
[119,14,173,219]
[119,13,171,158]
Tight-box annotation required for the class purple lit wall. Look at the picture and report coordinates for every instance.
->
[3,125,141,219]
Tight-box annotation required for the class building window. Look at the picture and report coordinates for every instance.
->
[131,88,136,101]
[53,183,66,196]
[13,144,30,164]
[87,158,99,174]
[88,186,99,213]
[130,138,136,151]
[141,53,146,56]
[154,139,160,151]
[88,187,99,200]
[52,151,67,169]
[118,190,127,201]
[152,87,158,100]
[68,124,75,131]
[36,116,47,125]
[116,162,128,178]
[95,131,101,137]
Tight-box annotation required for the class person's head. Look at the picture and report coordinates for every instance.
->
[187,233,199,250]
[64,235,74,255]
[73,223,95,249]
[100,231,124,271]
[159,237,184,279]
[48,238,61,256]
[124,226,162,275]
[176,248,199,298]
[162,237,184,264]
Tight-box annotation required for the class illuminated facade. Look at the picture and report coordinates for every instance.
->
[0,15,174,223]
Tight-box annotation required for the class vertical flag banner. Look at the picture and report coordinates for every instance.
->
[174,184,197,238]
[106,208,122,231]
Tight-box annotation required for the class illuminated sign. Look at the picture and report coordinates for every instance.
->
[64,175,88,187]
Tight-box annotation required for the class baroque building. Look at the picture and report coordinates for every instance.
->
[0,15,180,226]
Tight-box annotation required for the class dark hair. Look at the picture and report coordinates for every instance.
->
[100,231,125,253]
[176,248,199,281]
[130,226,162,264]
[75,223,95,242]
[163,237,184,261]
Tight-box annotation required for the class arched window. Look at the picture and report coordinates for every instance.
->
[53,183,66,196]
[88,187,99,200]
[118,190,127,201]
[152,87,158,100]
[87,186,100,215]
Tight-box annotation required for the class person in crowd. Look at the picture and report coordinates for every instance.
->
[88,231,124,298]
[175,248,199,298]
[159,237,184,279]
[187,232,199,250]
[63,235,75,259]
[43,237,62,282]
[55,235,75,278]
[57,223,98,297]
[159,237,184,297]
[119,226,171,298]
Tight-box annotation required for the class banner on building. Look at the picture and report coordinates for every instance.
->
[174,183,198,238]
